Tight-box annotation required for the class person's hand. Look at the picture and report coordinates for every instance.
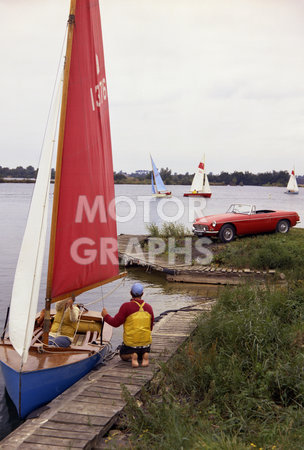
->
[66,298,74,309]
[36,309,45,326]
[101,307,108,318]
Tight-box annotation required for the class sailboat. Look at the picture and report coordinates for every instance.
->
[0,0,125,418]
[285,167,299,194]
[150,155,172,198]
[184,155,212,198]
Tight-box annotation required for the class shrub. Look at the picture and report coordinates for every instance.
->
[146,222,190,239]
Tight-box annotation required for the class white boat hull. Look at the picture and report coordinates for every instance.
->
[152,192,172,198]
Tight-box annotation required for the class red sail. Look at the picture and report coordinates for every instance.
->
[51,0,118,300]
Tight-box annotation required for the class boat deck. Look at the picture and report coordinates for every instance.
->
[0,302,214,449]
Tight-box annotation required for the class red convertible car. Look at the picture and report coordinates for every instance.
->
[193,204,300,243]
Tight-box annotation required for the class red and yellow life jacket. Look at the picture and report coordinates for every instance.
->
[123,301,152,347]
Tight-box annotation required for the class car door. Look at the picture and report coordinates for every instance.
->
[251,211,272,233]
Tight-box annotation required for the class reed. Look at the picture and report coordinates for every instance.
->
[146,222,191,239]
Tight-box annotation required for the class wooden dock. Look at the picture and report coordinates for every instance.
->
[118,234,280,285]
[0,302,215,449]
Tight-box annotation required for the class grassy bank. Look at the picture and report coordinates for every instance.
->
[212,228,304,280]
[144,224,304,273]
[110,229,304,449]
[121,283,304,449]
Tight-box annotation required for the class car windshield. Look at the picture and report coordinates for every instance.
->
[226,204,255,215]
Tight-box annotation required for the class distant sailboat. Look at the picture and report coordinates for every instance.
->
[285,168,299,195]
[184,155,212,198]
[150,155,172,198]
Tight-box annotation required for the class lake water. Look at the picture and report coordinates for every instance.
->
[0,183,303,439]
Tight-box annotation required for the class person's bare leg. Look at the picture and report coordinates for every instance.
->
[131,352,139,368]
[120,354,132,362]
[141,352,149,367]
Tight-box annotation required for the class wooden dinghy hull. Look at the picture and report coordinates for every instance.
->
[0,344,108,418]
[183,192,212,198]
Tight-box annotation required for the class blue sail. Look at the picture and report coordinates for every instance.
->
[151,172,156,194]
[151,156,167,192]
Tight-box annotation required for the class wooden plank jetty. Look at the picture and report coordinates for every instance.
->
[0,302,215,449]
[118,234,281,285]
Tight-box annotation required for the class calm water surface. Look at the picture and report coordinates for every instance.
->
[0,183,303,438]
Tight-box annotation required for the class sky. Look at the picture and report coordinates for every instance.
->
[0,0,304,175]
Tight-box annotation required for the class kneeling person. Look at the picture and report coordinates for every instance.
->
[102,283,154,367]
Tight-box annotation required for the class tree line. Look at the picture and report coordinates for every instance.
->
[115,169,299,186]
[0,166,56,180]
[1,165,301,186]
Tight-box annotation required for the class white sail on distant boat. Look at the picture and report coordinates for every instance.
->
[285,167,299,195]
[150,155,172,198]
[184,155,212,198]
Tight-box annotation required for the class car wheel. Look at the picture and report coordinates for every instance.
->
[219,224,235,243]
[276,219,290,234]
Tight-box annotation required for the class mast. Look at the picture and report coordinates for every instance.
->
[44,0,124,309]
[150,155,159,194]
[43,0,76,344]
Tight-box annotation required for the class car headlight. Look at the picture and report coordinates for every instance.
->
[212,221,216,228]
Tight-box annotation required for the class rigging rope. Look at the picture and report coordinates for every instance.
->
[83,275,126,307]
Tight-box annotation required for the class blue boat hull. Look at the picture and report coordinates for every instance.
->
[0,349,105,418]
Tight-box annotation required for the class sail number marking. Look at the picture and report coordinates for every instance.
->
[90,53,107,111]
[90,79,107,111]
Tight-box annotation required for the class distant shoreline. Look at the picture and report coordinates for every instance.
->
[0,179,301,188]
[0,179,54,184]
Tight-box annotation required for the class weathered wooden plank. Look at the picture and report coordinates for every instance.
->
[100,370,152,380]
[15,444,68,450]
[164,323,195,327]
[149,343,179,348]
[99,375,148,386]
[24,434,87,447]
[151,337,184,343]
[158,322,196,327]
[41,420,100,433]
[77,395,125,406]
[86,381,126,390]
[87,381,140,392]
[87,384,140,395]
[59,402,123,417]
[101,372,149,380]
[29,427,95,440]
[81,389,123,399]
[51,412,109,427]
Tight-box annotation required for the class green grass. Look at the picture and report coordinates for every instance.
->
[213,229,304,277]
[121,284,304,449]
[114,229,304,448]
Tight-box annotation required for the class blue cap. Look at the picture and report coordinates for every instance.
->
[131,282,143,296]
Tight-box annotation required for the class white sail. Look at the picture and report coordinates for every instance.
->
[9,83,62,364]
[203,172,211,194]
[190,155,211,194]
[190,167,204,192]
[286,169,299,193]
